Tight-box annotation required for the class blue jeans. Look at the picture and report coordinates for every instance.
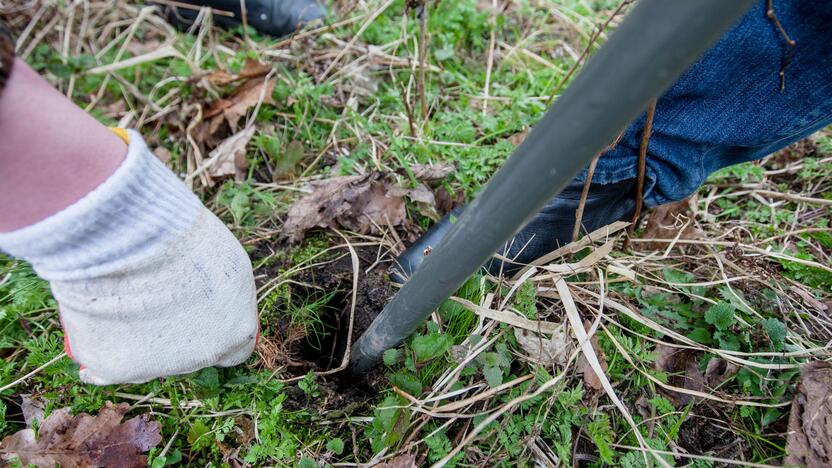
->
[493,0,832,271]
[580,0,832,207]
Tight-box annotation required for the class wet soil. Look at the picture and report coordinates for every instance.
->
[678,408,744,463]
[252,242,394,412]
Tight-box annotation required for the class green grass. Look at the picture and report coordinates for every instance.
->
[2,0,832,466]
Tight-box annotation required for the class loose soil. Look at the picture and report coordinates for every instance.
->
[253,242,394,411]
[678,408,742,461]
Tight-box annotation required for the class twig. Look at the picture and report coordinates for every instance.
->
[482,0,498,115]
[766,0,795,92]
[0,352,66,393]
[546,0,632,105]
[572,131,623,241]
[399,82,417,137]
[417,1,429,118]
[14,1,49,53]
[627,99,657,238]
[239,0,254,51]
[429,374,533,413]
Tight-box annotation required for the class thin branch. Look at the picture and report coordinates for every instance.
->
[417,1,429,118]
[627,99,657,238]
[766,0,796,92]
[572,132,623,241]
[546,0,632,105]
[399,82,417,137]
[482,0,498,115]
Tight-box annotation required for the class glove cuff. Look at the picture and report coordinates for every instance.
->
[0,130,201,280]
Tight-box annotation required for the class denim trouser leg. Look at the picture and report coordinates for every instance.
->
[582,0,832,207]
[499,1,832,270]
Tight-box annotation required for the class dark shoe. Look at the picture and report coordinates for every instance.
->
[390,178,636,282]
[389,207,463,284]
[160,0,325,37]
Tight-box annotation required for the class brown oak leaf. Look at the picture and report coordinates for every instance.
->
[639,195,702,250]
[281,172,407,243]
[785,361,832,468]
[653,344,704,406]
[207,126,255,182]
[204,74,275,134]
[0,402,162,468]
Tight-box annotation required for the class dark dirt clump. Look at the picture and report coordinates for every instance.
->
[294,245,394,367]
[282,366,386,415]
[255,243,393,409]
[251,240,394,374]
[678,409,743,462]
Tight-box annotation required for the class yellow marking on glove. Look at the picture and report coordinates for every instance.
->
[109,127,130,145]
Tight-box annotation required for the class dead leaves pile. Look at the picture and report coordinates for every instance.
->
[0,402,161,468]
[281,163,455,243]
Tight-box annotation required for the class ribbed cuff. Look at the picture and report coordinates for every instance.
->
[0,130,201,280]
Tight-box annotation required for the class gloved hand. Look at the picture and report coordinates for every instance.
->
[0,130,258,385]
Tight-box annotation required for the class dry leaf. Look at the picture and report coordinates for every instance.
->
[576,320,608,391]
[376,453,418,468]
[405,162,455,181]
[790,285,829,313]
[0,402,162,468]
[507,129,530,146]
[19,394,46,429]
[125,39,163,56]
[514,325,572,367]
[207,126,255,181]
[281,173,406,243]
[639,195,702,250]
[341,62,380,96]
[785,361,832,468]
[153,146,172,163]
[388,182,440,220]
[234,416,256,447]
[653,344,704,406]
[206,58,271,87]
[404,183,435,205]
[703,357,739,389]
[204,75,275,133]
[435,186,465,215]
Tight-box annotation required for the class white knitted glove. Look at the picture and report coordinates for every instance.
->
[0,131,258,385]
